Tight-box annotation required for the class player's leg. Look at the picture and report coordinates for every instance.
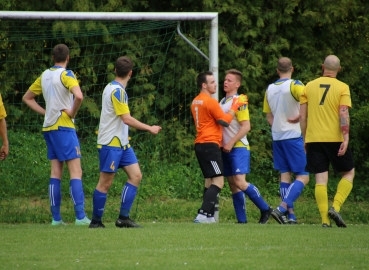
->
[194,143,224,223]
[115,146,142,228]
[49,159,64,225]
[328,144,355,227]
[90,146,122,228]
[43,131,66,225]
[66,157,90,225]
[227,177,247,223]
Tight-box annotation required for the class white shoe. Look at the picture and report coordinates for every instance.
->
[207,217,216,223]
[194,214,208,223]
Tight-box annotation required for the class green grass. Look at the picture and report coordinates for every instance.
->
[0,222,368,270]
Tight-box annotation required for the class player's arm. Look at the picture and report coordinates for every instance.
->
[338,105,350,156]
[288,81,305,124]
[266,112,274,126]
[64,86,83,119]
[299,103,307,141]
[216,95,247,127]
[22,90,46,115]
[120,113,161,134]
[0,117,8,160]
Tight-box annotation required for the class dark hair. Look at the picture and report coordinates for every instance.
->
[277,57,292,73]
[225,69,242,84]
[196,71,213,89]
[52,44,69,63]
[115,56,133,78]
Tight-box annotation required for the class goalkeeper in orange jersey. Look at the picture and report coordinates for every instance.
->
[191,71,247,223]
[220,69,272,224]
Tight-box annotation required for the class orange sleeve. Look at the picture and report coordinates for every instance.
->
[208,98,233,124]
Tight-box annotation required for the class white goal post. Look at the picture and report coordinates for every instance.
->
[0,11,219,100]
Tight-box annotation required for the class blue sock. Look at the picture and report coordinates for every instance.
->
[70,179,86,220]
[49,178,62,221]
[232,191,247,223]
[119,182,137,217]
[92,189,107,222]
[244,184,269,211]
[283,180,305,207]
[280,182,294,210]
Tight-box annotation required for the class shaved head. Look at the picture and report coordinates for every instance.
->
[324,55,340,71]
[277,57,293,73]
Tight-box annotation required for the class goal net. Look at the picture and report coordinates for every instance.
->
[0,12,218,223]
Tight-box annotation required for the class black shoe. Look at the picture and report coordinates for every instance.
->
[271,208,288,224]
[322,223,332,228]
[328,207,347,228]
[259,207,273,224]
[115,217,143,228]
[89,222,105,228]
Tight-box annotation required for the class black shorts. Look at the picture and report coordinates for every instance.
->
[194,143,224,178]
[305,142,354,174]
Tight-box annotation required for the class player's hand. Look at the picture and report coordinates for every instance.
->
[222,144,233,153]
[0,144,9,160]
[338,141,348,156]
[230,94,248,112]
[287,115,300,124]
[149,125,162,135]
[62,109,76,119]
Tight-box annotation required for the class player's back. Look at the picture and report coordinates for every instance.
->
[303,77,351,142]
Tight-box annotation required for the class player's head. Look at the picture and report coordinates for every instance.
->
[115,56,133,78]
[224,69,242,94]
[277,57,293,74]
[323,55,341,74]
[197,71,216,94]
[52,44,69,63]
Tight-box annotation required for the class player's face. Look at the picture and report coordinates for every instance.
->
[224,74,239,94]
[205,75,217,94]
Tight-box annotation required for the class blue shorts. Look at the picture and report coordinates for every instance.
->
[272,137,308,175]
[43,127,81,161]
[98,145,138,173]
[222,147,250,177]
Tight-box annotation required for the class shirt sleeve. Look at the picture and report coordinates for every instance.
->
[209,98,233,124]
[0,94,6,119]
[236,104,250,122]
[112,88,130,116]
[291,80,305,101]
[61,70,80,91]
[263,91,271,113]
[28,77,42,95]
[300,85,308,105]
[340,85,352,108]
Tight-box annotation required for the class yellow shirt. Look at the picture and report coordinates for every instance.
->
[0,94,7,119]
[300,77,351,143]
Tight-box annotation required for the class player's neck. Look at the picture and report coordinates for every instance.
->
[322,71,337,78]
[53,61,67,68]
[279,75,291,80]
[114,77,129,88]
[225,89,237,97]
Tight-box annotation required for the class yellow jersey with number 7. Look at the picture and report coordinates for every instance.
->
[300,77,351,143]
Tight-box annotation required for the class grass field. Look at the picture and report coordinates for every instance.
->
[1,222,368,270]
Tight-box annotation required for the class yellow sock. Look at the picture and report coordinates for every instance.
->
[332,178,353,212]
[315,184,330,225]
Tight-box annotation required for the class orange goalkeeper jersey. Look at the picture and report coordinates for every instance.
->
[191,92,233,146]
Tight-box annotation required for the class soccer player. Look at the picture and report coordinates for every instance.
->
[263,57,309,225]
[300,55,354,228]
[0,94,9,160]
[23,44,90,226]
[191,71,247,223]
[89,56,162,229]
[220,69,272,224]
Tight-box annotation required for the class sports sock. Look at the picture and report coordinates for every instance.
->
[49,178,62,221]
[244,184,269,211]
[280,182,294,209]
[315,184,330,225]
[232,191,247,223]
[332,178,353,212]
[119,182,137,217]
[70,179,86,220]
[92,189,107,222]
[200,185,221,214]
[283,180,304,207]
